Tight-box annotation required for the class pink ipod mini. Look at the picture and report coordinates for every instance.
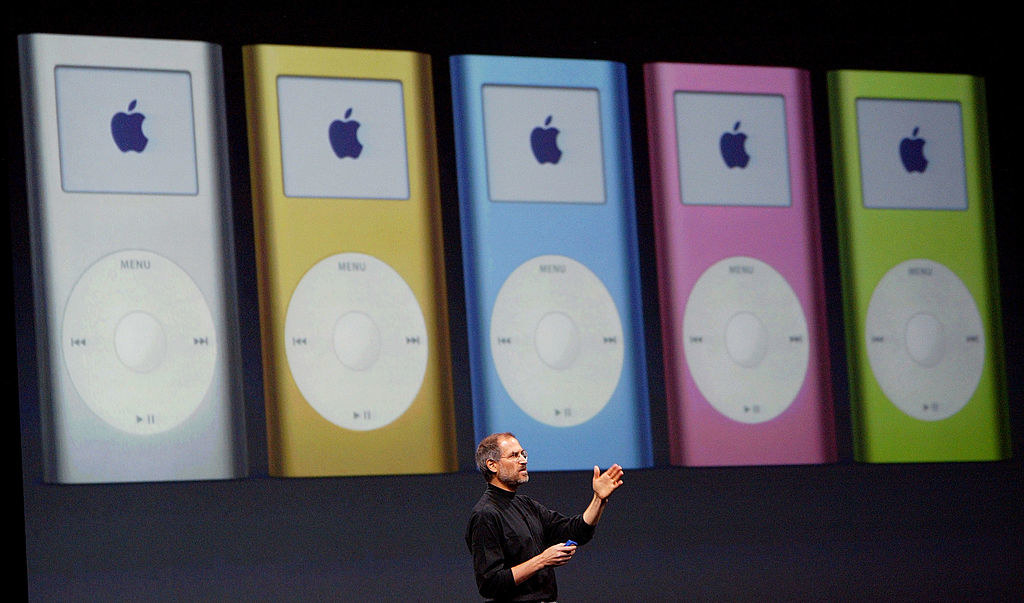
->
[643,63,836,466]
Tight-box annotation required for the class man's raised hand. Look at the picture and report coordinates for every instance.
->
[593,463,624,500]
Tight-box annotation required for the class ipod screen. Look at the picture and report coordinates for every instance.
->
[855,99,966,210]
[55,66,197,195]
[673,91,790,207]
[481,84,606,204]
[277,76,409,200]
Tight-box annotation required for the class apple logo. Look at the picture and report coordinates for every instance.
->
[110,100,148,153]
[530,115,562,164]
[899,127,928,173]
[329,108,363,159]
[719,121,750,169]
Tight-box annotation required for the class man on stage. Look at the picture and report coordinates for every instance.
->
[465,432,624,601]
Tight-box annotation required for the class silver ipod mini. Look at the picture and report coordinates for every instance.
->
[18,33,247,483]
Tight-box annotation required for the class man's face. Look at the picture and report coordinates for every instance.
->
[491,436,529,489]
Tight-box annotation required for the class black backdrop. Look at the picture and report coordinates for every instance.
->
[7,3,1022,600]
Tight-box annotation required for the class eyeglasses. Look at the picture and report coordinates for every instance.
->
[501,450,528,462]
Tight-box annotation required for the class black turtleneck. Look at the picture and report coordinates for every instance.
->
[465,483,596,601]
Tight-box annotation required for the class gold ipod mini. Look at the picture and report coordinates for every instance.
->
[242,45,456,476]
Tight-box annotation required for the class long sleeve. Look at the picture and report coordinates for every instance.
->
[532,500,596,547]
[467,507,517,598]
[466,485,600,601]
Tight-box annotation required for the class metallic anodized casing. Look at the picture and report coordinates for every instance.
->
[18,33,247,483]
[828,69,1008,462]
[644,63,836,466]
[243,44,456,476]
[450,54,651,470]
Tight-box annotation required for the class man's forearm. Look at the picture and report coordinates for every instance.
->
[511,541,577,585]
[510,555,546,585]
[582,493,608,526]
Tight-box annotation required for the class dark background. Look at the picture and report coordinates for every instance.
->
[6,2,1022,600]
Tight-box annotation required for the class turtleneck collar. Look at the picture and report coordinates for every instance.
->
[486,482,517,499]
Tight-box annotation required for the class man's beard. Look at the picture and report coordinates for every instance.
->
[497,463,529,488]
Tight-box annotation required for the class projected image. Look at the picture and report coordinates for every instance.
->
[642,64,836,467]
[830,70,1007,463]
[482,84,606,203]
[451,55,651,472]
[19,35,247,485]
[11,14,1020,603]
[489,254,625,428]
[673,91,791,207]
[856,98,967,210]
[277,76,410,199]
[55,66,198,195]
[245,46,456,478]
[482,85,626,431]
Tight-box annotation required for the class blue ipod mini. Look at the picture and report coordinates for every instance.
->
[450,54,651,470]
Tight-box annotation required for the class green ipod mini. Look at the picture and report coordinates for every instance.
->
[828,70,1008,462]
